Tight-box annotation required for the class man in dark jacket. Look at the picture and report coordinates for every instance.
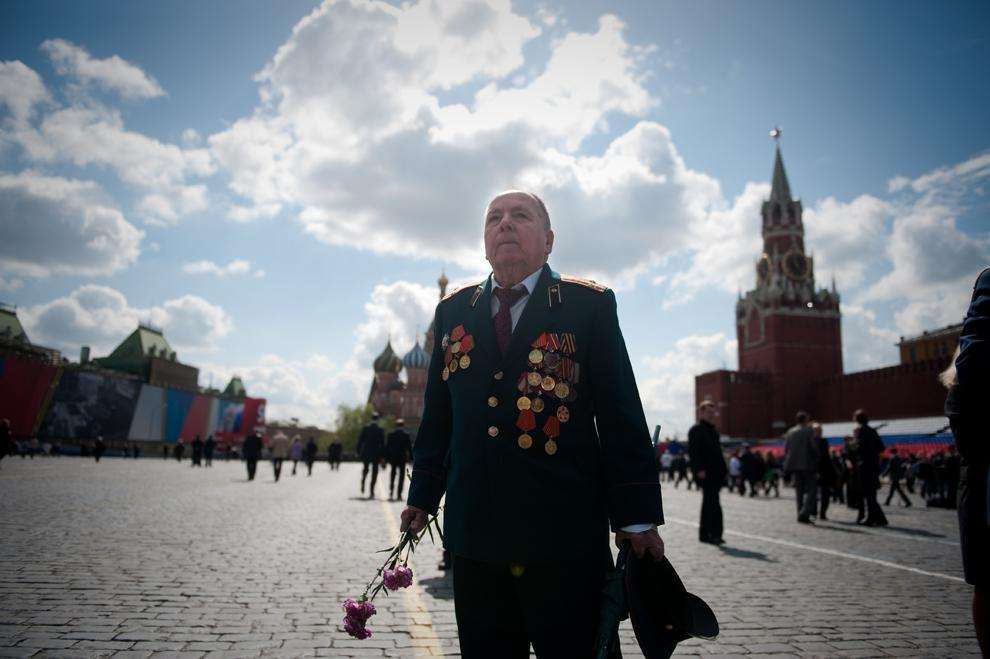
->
[242,431,263,481]
[203,435,216,467]
[385,419,412,500]
[357,413,385,498]
[854,410,887,527]
[883,447,911,507]
[740,445,763,498]
[304,436,318,476]
[689,401,727,544]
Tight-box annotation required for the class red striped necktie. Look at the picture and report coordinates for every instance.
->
[494,286,527,355]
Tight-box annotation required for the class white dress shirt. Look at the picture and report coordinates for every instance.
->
[489,265,655,536]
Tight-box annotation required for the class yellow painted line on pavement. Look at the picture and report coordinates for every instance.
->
[665,515,966,584]
[380,498,444,657]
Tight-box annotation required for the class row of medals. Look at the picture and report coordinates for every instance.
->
[440,327,473,381]
[514,346,576,456]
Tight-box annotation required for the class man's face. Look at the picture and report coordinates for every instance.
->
[484,192,554,275]
[700,405,716,424]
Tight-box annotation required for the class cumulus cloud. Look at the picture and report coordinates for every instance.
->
[0,170,143,278]
[182,259,264,278]
[804,194,891,290]
[20,285,232,357]
[41,38,165,100]
[0,60,49,121]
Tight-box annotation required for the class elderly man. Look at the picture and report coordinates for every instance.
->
[783,411,818,524]
[400,190,663,657]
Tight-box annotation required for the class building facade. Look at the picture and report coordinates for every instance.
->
[696,145,955,438]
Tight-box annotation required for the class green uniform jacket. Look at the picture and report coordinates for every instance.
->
[408,264,663,563]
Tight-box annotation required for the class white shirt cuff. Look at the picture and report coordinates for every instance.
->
[619,523,655,533]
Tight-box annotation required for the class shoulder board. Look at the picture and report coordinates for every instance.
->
[440,280,485,304]
[560,275,607,293]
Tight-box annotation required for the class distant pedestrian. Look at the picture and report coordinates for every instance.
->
[688,401,726,545]
[304,436,317,476]
[783,411,818,524]
[131,442,140,459]
[815,424,836,520]
[843,435,863,520]
[741,445,763,497]
[290,435,303,476]
[356,414,385,498]
[203,435,216,467]
[174,440,185,462]
[93,436,106,463]
[270,431,290,482]
[763,452,781,497]
[385,419,412,501]
[728,451,743,495]
[191,435,204,467]
[854,409,888,527]
[905,453,918,494]
[883,447,912,507]
[328,441,343,470]
[162,444,169,460]
[242,432,263,481]
[28,436,39,458]
[0,419,13,468]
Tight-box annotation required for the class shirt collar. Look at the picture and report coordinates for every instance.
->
[492,264,544,295]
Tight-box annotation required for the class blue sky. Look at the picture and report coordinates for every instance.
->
[2,0,988,435]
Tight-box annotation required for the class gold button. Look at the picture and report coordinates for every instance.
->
[494,371,503,380]
[488,426,499,437]
[488,396,498,408]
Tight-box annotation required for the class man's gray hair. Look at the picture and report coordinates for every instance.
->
[491,189,551,230]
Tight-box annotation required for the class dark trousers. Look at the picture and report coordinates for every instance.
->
[246,458,258,480]
[452,553,609,659]
[885,478,911,505]
[306,458,314,476]
[272,458,284,481]
[861,470,887,525]
[819,484,831,518]
[361,460,379,494]
[792,471,818,519]
[389,461,407,498]
[699,482,723,542]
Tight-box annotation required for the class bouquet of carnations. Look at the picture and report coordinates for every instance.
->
[340,512,443,639]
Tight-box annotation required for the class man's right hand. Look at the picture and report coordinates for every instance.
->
[400,505,428,534]
[696,469,706,480]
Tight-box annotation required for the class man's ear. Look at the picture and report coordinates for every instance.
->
[546,229,555,255]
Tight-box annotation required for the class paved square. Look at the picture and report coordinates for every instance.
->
[0,458,980,657]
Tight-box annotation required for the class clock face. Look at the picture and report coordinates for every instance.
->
[756,254,771,282]
[783,250,809,281]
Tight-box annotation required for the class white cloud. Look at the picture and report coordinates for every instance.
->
[20,285,232,357]
[804,194,890,289]
[889,150,990,196]
[638,332,736,437]
[0,276,23,292]
[0,170,143,278]
[182,259,261,278]
[41,38,165,100]
[0,60,49,121]
[841,304,900,372]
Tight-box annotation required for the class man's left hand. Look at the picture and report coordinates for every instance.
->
[614,527,664,561]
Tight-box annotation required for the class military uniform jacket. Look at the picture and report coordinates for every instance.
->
[408,264,663,564]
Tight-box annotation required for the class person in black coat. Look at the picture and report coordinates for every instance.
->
[93,436,106,463]
[740,445,763,498]
[356,414,385,498]
[689,401,727,544]
[242,431,263,481]
[385,419,413,500]
[883,447,911,507]
[814,424,836,520]
[854,410,887,527]
[203,435,216,467]
[328,441,342,470]
[191,435,204,467]
[304,436,318,476]
[0,419,13,468]
[944,266,990,656]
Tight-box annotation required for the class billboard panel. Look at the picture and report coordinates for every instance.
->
[0,355,59,437]
[39,369,140,441]
[165,389,194,442]
[127,384,165,441]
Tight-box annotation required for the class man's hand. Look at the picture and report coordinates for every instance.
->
[399,505,428,534]
[614,527,664,561]
[696,469,706,480]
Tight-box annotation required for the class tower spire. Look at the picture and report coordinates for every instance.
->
[769,126,791,202]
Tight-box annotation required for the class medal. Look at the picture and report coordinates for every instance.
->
[554,382,569,399]
[441,334,449,349]
[556,405,570,422]
[449,358,458,373]
[541,375,556,392]
[459,354,471,369]
[451,325,466,341]
[488,426,499,437]
[544,439,557,455]
[442,367,450,381]
[451,341,461,354]
[528,349,544,365]
[488,396,498,408]
[516,409,536,432]
[543,352,561,372]
[517,396,532,411]
[518,434,533,450]
[527,371,542,388]
[531,397,545,413]
[459,335,474,352]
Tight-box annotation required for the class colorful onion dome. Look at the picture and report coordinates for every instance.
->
[373,340,403,373]
[402,340,430,370]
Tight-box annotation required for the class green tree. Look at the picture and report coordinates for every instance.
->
[334,403,394,455]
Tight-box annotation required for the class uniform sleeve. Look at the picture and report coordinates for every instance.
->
[406,306,453,514]
[588,289,663,530]
[956,268,990,391]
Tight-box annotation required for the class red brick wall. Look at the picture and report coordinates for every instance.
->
[812,359,950,423]
[739,312,842,380]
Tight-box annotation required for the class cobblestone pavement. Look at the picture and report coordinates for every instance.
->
[0,458,979,657]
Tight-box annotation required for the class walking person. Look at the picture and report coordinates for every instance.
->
[203,434,216,467]
[943,266,990,656]
[728,450,743,495]
[0,419,13,469]
[289,435,303,476]
[689,400,727,544]
[763,453,781,497]
[854,410,888,527]
[242,431,263,481]
[815,424,836,520]
[304,436,317,476]
[357,413,385,498]
[741,445,763,497]
[884,447,912,507]
[328,440,342,470]
[385,419,412,501]
[271,431,290,482]
[191,435,204,467]
[174,439,185,462]
[783,412,818,524]
[93,436,106,463]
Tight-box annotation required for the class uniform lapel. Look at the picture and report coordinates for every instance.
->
[501,264,556,367]
[466,276,499,363]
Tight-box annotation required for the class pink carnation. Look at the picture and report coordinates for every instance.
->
[383,565,414,591]
[341,598,376,639]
